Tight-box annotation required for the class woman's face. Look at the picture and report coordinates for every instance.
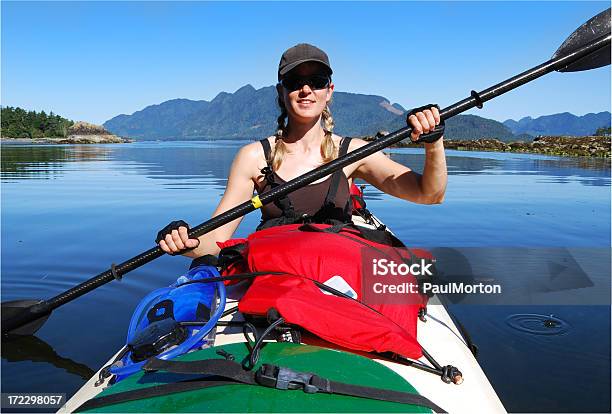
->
[278,62,334,124]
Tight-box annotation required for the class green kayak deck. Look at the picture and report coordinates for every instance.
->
[81,342,430,413]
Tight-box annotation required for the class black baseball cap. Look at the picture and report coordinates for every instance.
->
[278,43,333,81]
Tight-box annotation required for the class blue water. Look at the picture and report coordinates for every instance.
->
[1,141,610,412]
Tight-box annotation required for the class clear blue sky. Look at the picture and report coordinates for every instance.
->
[2,1,610,125]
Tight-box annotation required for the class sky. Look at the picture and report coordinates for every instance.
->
[1,1,610,125]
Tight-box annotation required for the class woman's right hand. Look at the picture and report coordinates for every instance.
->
[156,220,200,256]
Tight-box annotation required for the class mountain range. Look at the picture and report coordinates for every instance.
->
[503,112,610,136]
[104,84,610,141]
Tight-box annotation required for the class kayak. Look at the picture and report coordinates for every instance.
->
[60,212,506,413]
[60,213,507,413]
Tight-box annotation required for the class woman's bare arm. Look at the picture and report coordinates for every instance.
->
[159,143,261,257]
[351,138,447,205]
[349,106,447,204]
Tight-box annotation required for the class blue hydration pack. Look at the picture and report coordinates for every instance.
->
[110,265,226,381]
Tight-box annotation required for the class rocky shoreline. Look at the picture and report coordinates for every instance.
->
[1,121,131,144]
[363,132,610,158]
[1,135,131,144]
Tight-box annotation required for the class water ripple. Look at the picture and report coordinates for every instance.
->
[506,313,570,336]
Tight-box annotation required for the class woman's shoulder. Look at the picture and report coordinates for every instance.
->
[237,137,272,159]
[231,139,270,177]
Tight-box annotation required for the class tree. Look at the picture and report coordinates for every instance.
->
[0,107,73,138]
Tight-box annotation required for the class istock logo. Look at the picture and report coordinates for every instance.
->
[361,246,436,306]
[372,258,434,277]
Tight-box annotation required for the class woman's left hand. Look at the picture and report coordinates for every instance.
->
[407,106,441,142]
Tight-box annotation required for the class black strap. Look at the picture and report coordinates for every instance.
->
[77,358,445,413]
[339,137,352,155]
[323,378,445,412]
[189,254,219,269]
[298,222,406,248]
[145,358,255,382]
[259,139,296,221]
[260,138,273,167]
[258,364,445,412]
[322,137,352,207]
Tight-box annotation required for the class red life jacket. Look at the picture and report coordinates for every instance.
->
[219,223,431,360]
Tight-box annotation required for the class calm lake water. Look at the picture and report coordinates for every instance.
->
[1,141,610,413]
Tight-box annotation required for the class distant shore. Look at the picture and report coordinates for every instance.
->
[363,134,611,158]
[1,135,131,144]
[1,121,131,144]
[1,135,132,144]
[3,134,609,158]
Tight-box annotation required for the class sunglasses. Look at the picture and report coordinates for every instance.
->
[280,74,331,91]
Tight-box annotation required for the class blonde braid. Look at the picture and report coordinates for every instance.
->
[321,104,337,163]
[271,95,288,171]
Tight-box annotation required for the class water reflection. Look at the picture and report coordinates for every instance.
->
[388,150,610,187]
[0,142,245,191]
[2,142,609,189]
[107,144,240,191]
[2,335,95,380]
[1,145,114,180]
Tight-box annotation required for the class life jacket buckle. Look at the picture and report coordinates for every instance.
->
[260,166,275,184]
[256,364,319,393]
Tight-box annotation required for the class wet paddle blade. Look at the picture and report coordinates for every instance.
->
[2,299,51,336]
[553,8,611,72]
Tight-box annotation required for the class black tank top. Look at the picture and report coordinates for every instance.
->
[257,137,353,230]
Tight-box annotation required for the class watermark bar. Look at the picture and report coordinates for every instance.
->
[1,393,66,409]
[361,246,611,306]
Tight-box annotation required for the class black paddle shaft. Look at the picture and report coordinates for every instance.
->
[3,30,610,335]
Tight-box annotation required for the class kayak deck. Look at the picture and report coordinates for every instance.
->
[61,216,506,413]
[76,342,431,413]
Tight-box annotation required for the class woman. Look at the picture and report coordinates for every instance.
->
[157,43,447,256]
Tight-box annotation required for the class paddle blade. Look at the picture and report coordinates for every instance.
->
[2,299,51,336]
[553,8,611,72]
